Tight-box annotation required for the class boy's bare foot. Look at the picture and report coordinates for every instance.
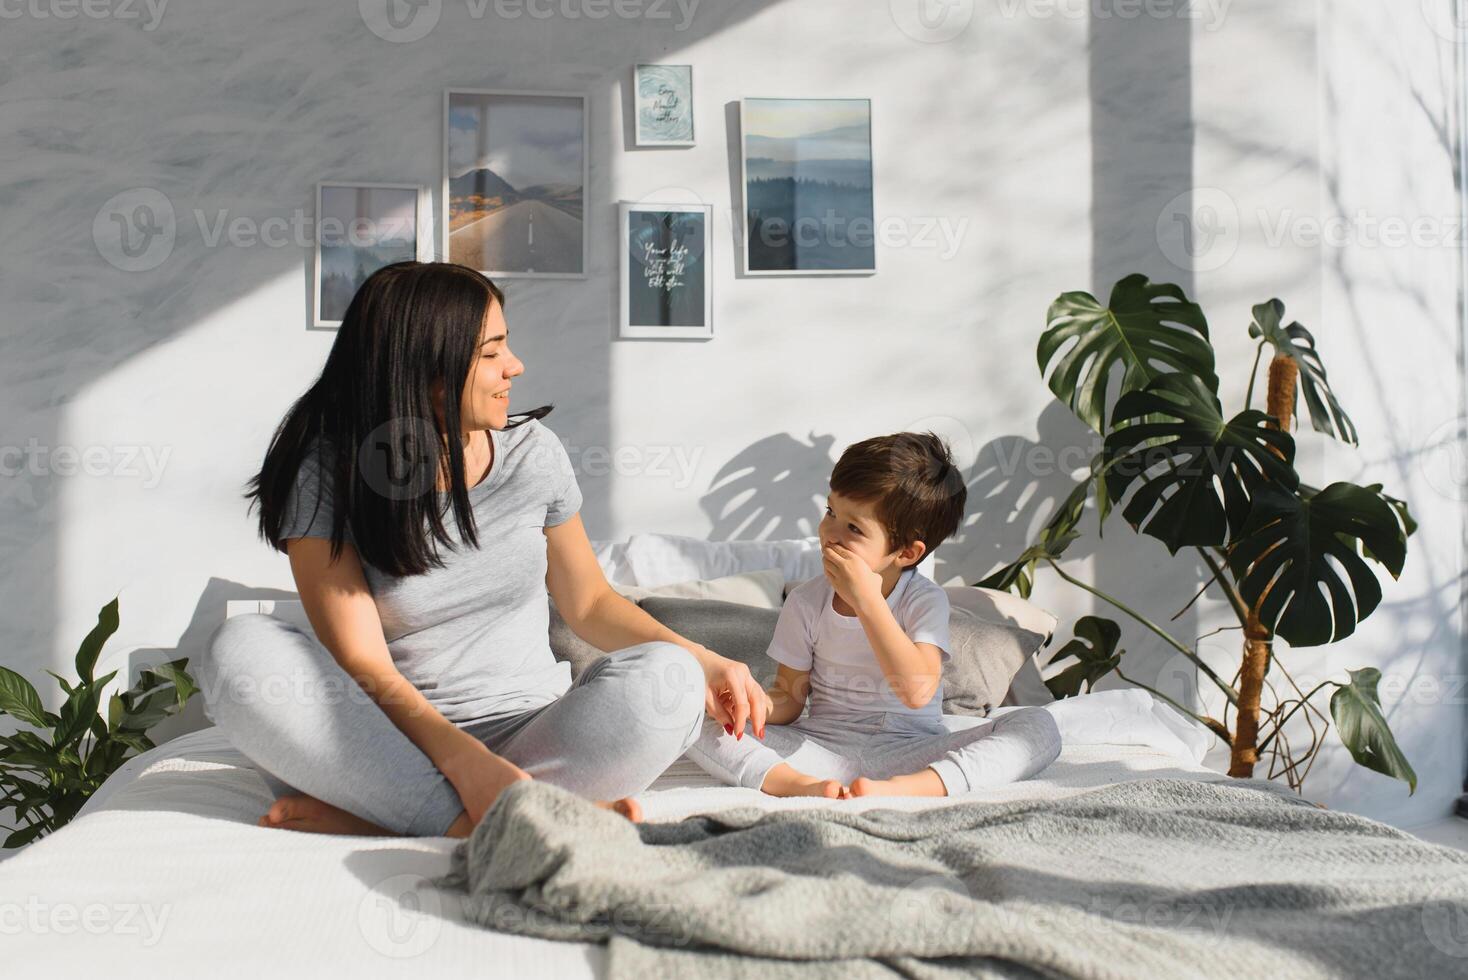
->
[257,794,396,836]
[759,763,851,799]
[850,768,947,798]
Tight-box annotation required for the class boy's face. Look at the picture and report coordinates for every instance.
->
[819,491,924,574]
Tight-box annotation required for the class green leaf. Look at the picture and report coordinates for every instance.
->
[52,670,115,749]
[1044,616,1124,699]
[1104,374,1299,552]
[1038,274,1219,433]
[108,730,155,754]
[1228,483,1409,646]
[74,596,120,686]
[4,823,47,849]
[1,731,53,754]
[152,660,198,710]
[0,667,49,729]
[1330,668,1416,792]
[44,670,76,697]
[1248,300,1358,446]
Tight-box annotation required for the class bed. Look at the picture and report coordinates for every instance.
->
[4,534,1465,976]
[1,717,1237,978]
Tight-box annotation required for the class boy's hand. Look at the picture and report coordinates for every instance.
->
[822,542,884,613]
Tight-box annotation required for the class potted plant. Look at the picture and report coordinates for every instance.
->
[0,597,198,847]
[981,274,1415,793]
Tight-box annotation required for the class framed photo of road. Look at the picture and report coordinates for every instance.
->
[443,89,588,279]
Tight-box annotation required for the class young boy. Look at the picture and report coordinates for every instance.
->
[685,431,1062,798]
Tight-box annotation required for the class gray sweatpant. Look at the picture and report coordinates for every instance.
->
[683,705,1063,795]
[196,613,707,837]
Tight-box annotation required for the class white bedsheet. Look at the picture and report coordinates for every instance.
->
[1,693,1228,979]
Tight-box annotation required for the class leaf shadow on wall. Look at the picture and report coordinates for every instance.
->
[696,402,1100,587]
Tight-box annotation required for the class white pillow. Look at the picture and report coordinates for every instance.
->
[610,568,785,609]
[624,532,936,588]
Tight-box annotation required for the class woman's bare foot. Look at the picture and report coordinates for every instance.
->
[440,795,642,840]
[257,794,397,836]
[850,768,947,798]
[759,763,851,799]
[596,797,643,822]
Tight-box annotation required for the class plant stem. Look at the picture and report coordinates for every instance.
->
[1256,680,1334,753]
[1043,559,1240,705]
[1244,340,1266,410]
[1115,667,1232,745]
[1195,547,1250,624]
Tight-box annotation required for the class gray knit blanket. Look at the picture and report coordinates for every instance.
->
[435,778,1468,979]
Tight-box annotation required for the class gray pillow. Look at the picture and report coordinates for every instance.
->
[547,596,1051,714]
[547,600,612,680]
[943,612,1053,717]
[636,597,781,688]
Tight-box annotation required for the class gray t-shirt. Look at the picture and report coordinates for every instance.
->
[278,418,583,724]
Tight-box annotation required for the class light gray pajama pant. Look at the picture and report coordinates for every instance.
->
[195,613,707,837]
[683,704,1063,795]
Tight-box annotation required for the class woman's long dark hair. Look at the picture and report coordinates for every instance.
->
[246,261,552,577]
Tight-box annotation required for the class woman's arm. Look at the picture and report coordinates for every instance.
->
[286,537,496,778]
[544,514,771,738]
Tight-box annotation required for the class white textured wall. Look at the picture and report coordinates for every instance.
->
[0,0,1462,828]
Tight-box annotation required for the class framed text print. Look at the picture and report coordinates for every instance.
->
[619,202,712,340]
[634,64,694,146]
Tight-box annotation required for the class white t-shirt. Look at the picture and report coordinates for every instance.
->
[768,568,951,725]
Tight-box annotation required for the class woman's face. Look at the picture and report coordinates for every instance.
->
[459,296,523,432]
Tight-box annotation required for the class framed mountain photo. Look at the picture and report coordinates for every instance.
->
[740,97,876,276]
[313,182,428,328]
[443,89,588,278]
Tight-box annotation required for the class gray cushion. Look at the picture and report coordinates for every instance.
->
[942,612,1052,717]
[547,600,612,681]
[636,597,782,688]
[550,595,1052,716]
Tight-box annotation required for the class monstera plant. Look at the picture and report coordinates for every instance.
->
[980,274,1416,794]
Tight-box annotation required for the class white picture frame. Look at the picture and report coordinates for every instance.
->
[442,88,589,279]
[633,64,695,147]
[739,97,877,277]
[312,181,429,329]
[619,201,713,340]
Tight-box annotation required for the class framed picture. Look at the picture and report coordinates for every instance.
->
[619,202,712,340]
[313,182,428,328]
[633,64,694,146]
[739,97,876,276]
[443,88,588,279]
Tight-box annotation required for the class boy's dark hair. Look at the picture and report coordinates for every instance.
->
[829,431,967,560]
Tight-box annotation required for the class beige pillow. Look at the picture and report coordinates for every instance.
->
[611,567,784,609]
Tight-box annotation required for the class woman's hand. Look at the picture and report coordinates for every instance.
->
[687,645,770,740]
[435,733,532,828]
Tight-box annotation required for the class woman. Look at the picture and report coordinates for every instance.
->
[198,261,768,838]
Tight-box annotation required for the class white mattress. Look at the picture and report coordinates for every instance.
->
[1,700,1227,978]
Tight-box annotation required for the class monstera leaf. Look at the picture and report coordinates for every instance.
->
[1103,374,1299,552]
[1330,668,1416,792]
[1248,300,1358,445]
[1227,483,1409,647]
[1038,274,1219,433]
[1044,616,1123,699]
